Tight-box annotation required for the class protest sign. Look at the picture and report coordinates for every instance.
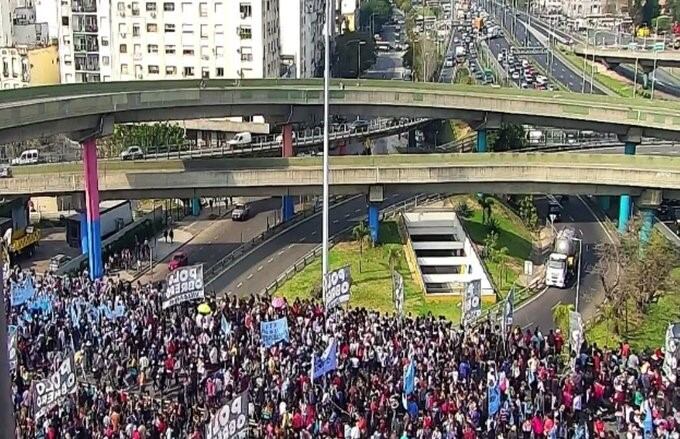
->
[392,271,404,315]
[663,323,680,383]
[260,317,289,348]
[205,391,249,439]
[163,264,205,309]
[324,266,351,310]
[34,354,77,418]
[11,278,35,307]
[569,311,584,354]
[463,279,482,325]
[8,325,17,372]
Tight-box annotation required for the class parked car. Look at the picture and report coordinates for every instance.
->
[231,203,250,221]
[11,149,39,165]
[49,254,72,272]
[120,145,144,160]
[168,252,189,271]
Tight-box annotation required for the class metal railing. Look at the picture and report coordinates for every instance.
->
[101,118,427,162]
[202,195,354,284]
[256,193,450,298]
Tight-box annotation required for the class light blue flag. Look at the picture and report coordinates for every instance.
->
[312,339,338,381]
[10,279,35,307]
[260,317,289,348]
[113,304,126,319]
[221,315,231,336]
[403,360,415,396]
[643,401,653,437]
[488,383,501,416]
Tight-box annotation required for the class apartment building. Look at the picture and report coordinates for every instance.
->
[59,0,281,83]
[279,0,325,78]
[339,0,359,33]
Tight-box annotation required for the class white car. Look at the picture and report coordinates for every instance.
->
[120,146,144,160]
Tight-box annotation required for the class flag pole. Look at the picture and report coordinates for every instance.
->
[322,0,331,303]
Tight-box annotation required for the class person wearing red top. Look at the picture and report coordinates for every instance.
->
[593,418,605,436]
[463,423,476,439]
[292,411,304,431]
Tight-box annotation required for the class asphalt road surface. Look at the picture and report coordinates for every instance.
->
[365,23,406,80]
[513,195,615,330]
[207,194,411,296]
[142,198,281,283]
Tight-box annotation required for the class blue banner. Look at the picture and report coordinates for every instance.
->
[29,295,53,315]
[488,383,501,416]
[312,339,337,381]
[643,401,653,436]
[260,318,289,348]
[403,360,415,396]
[10,280,35,307]
[221,315,231,336]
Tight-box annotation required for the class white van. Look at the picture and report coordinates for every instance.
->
[227,132,252,148]
[11,149,39,165]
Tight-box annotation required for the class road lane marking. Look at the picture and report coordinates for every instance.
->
[247,273,254,280]
[311,231,317,236]
[298,237,306,242]
[257,265,263,271]
[345,213,351,218]
[577,195,615,244]
[278,250,285,256]
[288,244,294,249]
[333,220,339,224]
[267,257,274,263]
[236,282,243,288]
[355,209,361,213]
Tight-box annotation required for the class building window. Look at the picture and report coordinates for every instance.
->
[166,66,176,75]
[182,24,193,34]
[131,1,139,15]
[199,2,207,16]
[148,65,159,74]
[200,45,209,59]
[134,44,141,54]
[102,55,110,66]
[164,23,175,32]
[146,2,156,11]
[147,44,158,53]
[119,44,127,53]
[117,1,124,12]
[239,26,251,40]
[200,24,208,39]
[214,2,223,14]
[240,46,252,62]
[239,2,251,18]
[201,67,209,79]
[101,37,109,46]
[147,23,157,32]
[183,66,194,76]
[165,44,175,54]
[182,47,194,55]
[215,24,224,35]
[163,2,174,10]
[120,63,128,74]
[216,67,224,77]
[62,16,69,25]
[181,2,191,12]
[133,24,140,36]
[215,46,224,57]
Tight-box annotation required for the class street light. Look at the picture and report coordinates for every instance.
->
[322,0,331,299]
[572,236,583,312]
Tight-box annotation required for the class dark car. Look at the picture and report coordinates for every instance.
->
[350,119,370,132]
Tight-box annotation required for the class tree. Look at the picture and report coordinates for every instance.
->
[333,31,377,78]
[669,0,680,21]
[490,123,526,151]
[100,122,185,157]
[455,201,473,219]
[477,195,494,225]
[385,246,404,272]
[551,302,574,336]
[359,0,392,34]
[352,221,371,273]
[518,195,539,231]
[642,0,660,25]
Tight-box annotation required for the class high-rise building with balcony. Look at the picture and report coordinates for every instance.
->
[279,0,325,78]
[58,0,280,83]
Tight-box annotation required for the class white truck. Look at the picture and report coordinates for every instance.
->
[545,228,579,288]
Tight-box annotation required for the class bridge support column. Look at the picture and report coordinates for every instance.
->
[617,130,641,234]
[281,124,295,221]
[191,198,201,216]
[408,130,416,149]
[637,189,662,245]
[476,128,488,152]
[82,137,103,279]
[367,186,384,244]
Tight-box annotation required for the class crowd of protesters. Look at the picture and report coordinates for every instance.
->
[5,263,680,439]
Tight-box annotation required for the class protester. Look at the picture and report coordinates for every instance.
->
[5,265,680,438]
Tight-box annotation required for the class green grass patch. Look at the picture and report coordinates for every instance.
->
[587,268,680,351]
[559,49,643,98]
[276,221,462,322]
[451,195,533,294]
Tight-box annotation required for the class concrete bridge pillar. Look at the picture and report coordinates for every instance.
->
[367,185,384,244]
[191,198,201,216]
[408,130,417,149]
[473,113,502,152]
[82,137,103,279]
[637,189,663,244]
[617,129,641,234]
[476,129,488,152]
[281,124,295,221]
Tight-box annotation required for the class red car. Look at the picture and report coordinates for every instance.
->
[168,252,188,271]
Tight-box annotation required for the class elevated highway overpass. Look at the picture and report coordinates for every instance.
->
[1,79,680,143]
[573,45,680,69]
[3,153,679,200]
